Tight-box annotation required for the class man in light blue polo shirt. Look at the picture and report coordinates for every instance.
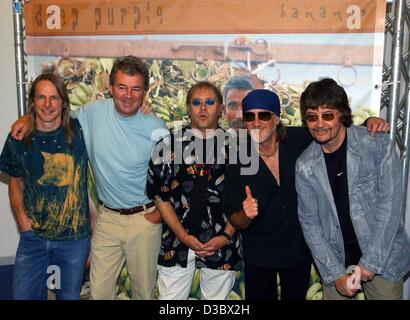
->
[75,56,168,300]
[12,56,168,300]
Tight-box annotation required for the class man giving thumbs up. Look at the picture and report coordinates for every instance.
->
[222,89,313,300]
[242,186,258,220]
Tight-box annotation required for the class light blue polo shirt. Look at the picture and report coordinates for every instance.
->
[72,98,168,208]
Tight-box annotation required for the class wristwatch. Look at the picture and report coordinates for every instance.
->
[219,231,234,245]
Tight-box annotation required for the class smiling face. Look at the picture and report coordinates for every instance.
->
[244,108,280,145]
[304,106,346,152]
[188,87,223,133]
[109,70,146,117]
[33,80,64,132]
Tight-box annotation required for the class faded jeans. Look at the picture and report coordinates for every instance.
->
[13,230,90,300]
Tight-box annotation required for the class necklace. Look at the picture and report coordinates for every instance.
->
[259,152,276,157]
[259,142,279,158]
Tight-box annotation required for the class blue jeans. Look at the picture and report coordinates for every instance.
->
[13,230,90,300]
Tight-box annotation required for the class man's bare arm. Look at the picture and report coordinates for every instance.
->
[229,185,257,230]
[11,115,30,140]
[229,209,253,230]
[199,221,237,256]
[9,176,32,231]
[364,117,390,134]
[154,198,205,251]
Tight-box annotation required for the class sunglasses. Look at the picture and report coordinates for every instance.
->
[304,112,339,123]
[191,98,217,107]
[244,111,274,122]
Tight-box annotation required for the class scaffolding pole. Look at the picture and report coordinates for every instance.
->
[388,0,405,141]
[12,0,26,117]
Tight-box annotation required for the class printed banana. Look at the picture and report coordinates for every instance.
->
[190,269,200,297]
[78,82,93,96]
[353,106,378,125]
[310,265,319,284]
[124,275,131,293]
[69,93,85,107]
[153,105,172,117]
[119,265,128,282]
[69,82,93,107]
[229,290,242,300]
[306,282,322,300]
[311,291,323,300]
[239,281,245,299]
[355,292,365,300]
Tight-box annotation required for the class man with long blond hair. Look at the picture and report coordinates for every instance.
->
[0,72,90,299]
[24,73,73,145]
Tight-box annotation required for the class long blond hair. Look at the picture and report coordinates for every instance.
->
[24,73,73,147]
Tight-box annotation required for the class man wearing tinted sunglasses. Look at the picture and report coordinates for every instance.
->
[296,78,410,299]
[147,81,241,300]
[223,87,391,300]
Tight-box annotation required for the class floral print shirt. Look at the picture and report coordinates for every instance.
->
[147,126,242,270]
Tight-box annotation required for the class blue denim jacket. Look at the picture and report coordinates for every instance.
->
[295,125,410,285]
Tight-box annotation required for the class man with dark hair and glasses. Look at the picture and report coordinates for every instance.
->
[147,81,241,299]
[295,78,410,300]
[223,87,390,300]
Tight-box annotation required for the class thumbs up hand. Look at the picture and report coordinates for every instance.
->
[242,185,258,219]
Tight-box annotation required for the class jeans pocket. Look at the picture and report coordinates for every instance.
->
[20,229,34,237]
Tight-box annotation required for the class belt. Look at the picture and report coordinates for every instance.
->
[99,201,155,215]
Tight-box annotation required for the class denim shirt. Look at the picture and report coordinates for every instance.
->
[295,125,410,285]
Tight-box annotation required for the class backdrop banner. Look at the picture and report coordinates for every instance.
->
[24,0,387,300]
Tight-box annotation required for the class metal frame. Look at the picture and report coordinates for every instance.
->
[382,0,410,216]
[12,0,410,214]
[12,0,27,117]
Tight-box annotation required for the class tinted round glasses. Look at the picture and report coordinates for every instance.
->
[191,98,217,107]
